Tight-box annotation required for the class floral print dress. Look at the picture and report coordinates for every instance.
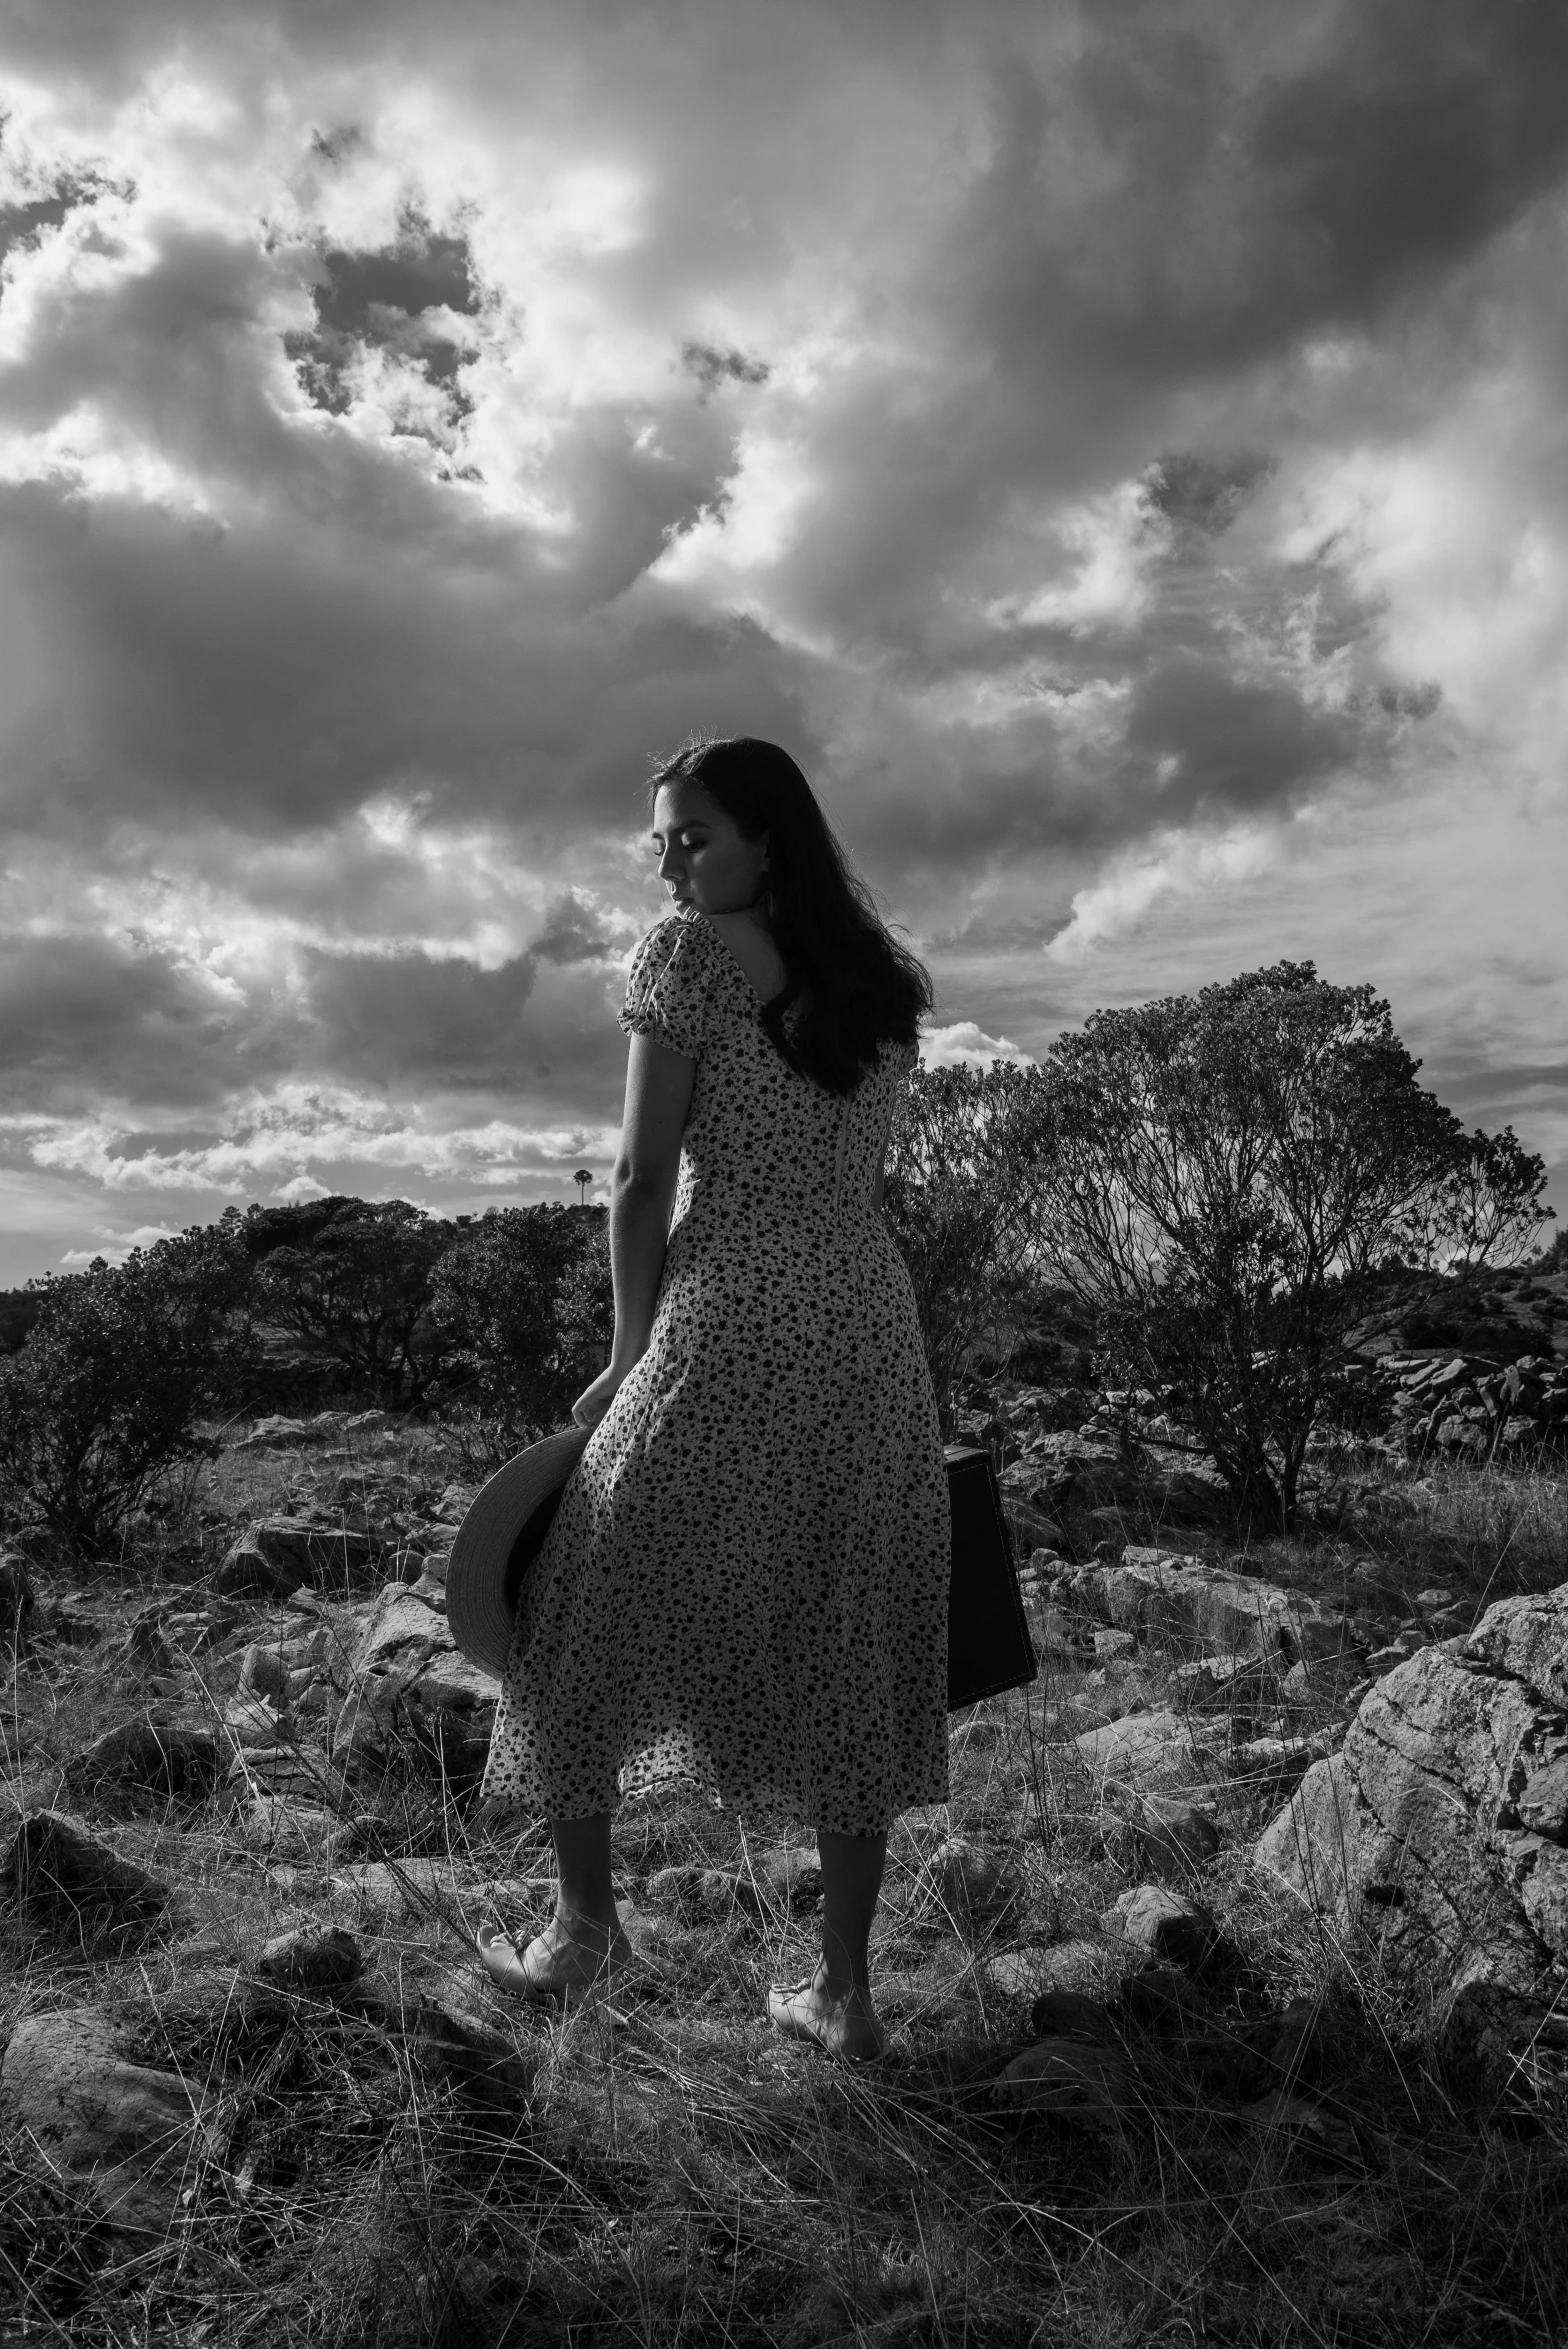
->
[481,909,950,1835]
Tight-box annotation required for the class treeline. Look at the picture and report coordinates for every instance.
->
[0,961,1554,1555]
[0,1199,614,1555]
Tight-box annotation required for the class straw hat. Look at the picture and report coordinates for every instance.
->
[445,1423,593,1679]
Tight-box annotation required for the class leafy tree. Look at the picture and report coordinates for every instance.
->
[0,1290,42,1355]
[248,1199,454,1407]
[883,1062,1042,1434]
[0,1225,252,1557]
[429,1204,608,1435]
[1020,962,1550,1528]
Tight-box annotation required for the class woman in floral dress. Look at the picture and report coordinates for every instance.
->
[480,737,949,2060]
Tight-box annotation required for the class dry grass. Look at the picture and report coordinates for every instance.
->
[3,1442,1566,2345]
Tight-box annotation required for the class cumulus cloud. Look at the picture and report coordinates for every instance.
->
[919,1022,1032,1071]
[0,0,1564,1275]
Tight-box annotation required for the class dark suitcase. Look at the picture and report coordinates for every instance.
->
[945,1444,1040,1710]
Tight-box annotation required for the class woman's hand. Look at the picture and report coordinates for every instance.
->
[571,1360,634,1428]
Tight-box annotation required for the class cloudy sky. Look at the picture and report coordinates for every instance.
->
[2,0,1565,1282]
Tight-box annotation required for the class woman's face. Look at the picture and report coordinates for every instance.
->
[651,780,771,918]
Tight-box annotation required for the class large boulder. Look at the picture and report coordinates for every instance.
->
[1073,1549,1356,1667]
[0,2008,220,2233]
[216,1516,390,1601]
[63,1713,220,1799]
[332,1582,497,1781]
[1256,1582,1568,2053]
[2,1810,172,1943]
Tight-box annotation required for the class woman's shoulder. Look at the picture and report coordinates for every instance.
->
[621,911,736,1028]
[627,910,732,982]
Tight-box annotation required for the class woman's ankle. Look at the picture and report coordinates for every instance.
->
[814,1959,872,2008]
[554,1901,624,1942]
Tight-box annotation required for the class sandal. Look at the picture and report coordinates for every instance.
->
[477,1914,637,2004]
[766,1976,885,2064]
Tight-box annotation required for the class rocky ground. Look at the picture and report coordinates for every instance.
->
[2,1382,1567,2347]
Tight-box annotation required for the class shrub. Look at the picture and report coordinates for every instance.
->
[429,1204,610,1436]
[883,1063,1041,1433]
[0,1225,252,1558]
[248,1199,455,1409]
[1021,962,1550,1529]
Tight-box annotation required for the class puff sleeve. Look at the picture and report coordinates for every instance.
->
[618,917,713,1060]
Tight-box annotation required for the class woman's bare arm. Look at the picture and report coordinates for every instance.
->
[608,1033,696,1366]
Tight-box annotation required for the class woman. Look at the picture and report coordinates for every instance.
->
[479,737,950,2060]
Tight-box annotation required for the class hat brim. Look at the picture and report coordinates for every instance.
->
[445,1424,594,1680]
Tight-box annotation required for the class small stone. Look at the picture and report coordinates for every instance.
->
[1132,1793,1221,1872]
[1028,1990,1118,2043]
[917,1835,1017,1917]
[1106,1885,1221,1975]
[257,1924,363,1990]
[1093,1628,1137,1664]
[986,1938,1142,2002]
[239,1641,291,1705]
[214,1542,302,1601]
[1031,1605,1092,1658]
[992,2039,1131,2125]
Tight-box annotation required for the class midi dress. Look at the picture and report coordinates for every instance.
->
[480,908,951,1836]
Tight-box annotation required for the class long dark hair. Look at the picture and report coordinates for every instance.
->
[648,737,931,1095]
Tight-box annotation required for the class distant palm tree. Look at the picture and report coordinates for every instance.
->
[573,1169,593,1206]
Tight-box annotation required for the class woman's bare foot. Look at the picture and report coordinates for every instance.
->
[767,1969,885,2063]
[477,1911,636,2002]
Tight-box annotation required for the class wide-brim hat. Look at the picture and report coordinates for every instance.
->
[446,1423,593,1680]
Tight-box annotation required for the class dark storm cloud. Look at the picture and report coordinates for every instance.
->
[0,931,285,1111]
[298,892,618,1088]
[1,0,1564,1267]
[950,0,1568,384]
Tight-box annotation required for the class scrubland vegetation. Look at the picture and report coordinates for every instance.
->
[2,962,1565,2344]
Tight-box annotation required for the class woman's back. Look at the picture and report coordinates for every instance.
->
[628,911,910,1235]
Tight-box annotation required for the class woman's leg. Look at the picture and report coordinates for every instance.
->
[818,1828,887,2002]
[478,1810,631,1997]
[769,1826,889,2060]
[550,1812,619,1931]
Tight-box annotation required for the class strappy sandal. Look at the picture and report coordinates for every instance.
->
[766,1977,885,2064]
[477,1916,637,2004]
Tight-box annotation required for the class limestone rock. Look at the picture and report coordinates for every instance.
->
[2,1810,171,1940]
[213,1542,302,1602]
[1131,1792,1221,1873]
[257,1924,362,1990]
[914,1835,1019,1919]
[1256,1581,1568,2005]
[63,1713,219,1799]
[1094,1628,1137,1664]
[0,2007,219,2233]
[1028,1989,1119,2044]
[333,1582,497,1781]
[992,2039,1131,2125]
[220,1512,389,1606]
[1105,1885,1222,1975]
[1073,1708,1218,1800]
[231,1412,353,1453]
[986,1938,1143,2003]
[1074,1550,1356,1667]
[239,1640,291,1705]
